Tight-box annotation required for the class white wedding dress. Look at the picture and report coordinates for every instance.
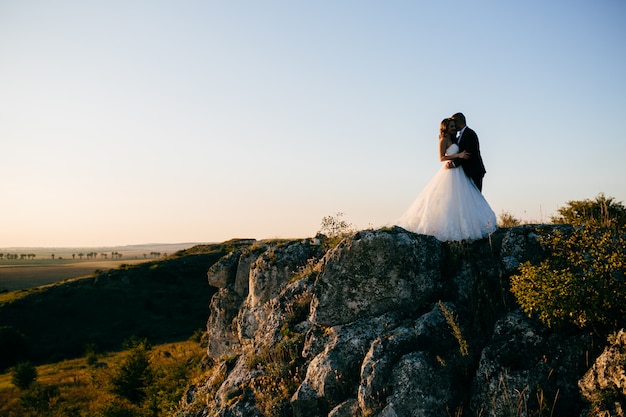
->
[396,143,497,241]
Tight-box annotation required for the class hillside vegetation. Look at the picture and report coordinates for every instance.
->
[511,193,626,331]
[0,240,255,370]
[0,339,206,417]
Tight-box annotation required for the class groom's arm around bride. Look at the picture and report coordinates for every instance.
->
[447,112,486,192]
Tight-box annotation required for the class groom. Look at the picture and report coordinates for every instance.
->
[447,112,486,191]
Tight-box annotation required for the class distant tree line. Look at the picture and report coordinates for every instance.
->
[0,254,37,260]
[71,252,124,260]
[0,251,168,261]
[0,252,135,261]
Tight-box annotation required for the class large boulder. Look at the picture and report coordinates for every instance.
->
[469,310,592,417]
[238,240,322,340]
[292,313,401,417]
[358,303,465,417]
[206,287,244,358]
[579,329,626,416]
[311,228,442,327]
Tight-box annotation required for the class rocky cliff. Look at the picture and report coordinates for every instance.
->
[176,226,625,417]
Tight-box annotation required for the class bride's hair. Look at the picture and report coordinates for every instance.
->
[439,118,454,140]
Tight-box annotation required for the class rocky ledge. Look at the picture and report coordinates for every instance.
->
[176,226,625,417]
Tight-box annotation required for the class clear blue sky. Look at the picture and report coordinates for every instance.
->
[1,1,625,247]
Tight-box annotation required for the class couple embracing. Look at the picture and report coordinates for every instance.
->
[397,112,497,241]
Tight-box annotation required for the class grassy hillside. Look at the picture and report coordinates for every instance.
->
[0,241,251,370]
[0,339,206,417]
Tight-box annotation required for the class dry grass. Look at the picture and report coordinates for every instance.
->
[0,340,206,416]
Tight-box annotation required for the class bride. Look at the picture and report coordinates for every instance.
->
[396,118,497,241]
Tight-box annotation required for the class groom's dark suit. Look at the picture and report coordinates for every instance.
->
[454,127,486,191]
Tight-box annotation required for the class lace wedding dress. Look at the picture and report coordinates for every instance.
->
[396,143,497,241]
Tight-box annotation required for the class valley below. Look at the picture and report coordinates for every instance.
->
[0,243,199,291]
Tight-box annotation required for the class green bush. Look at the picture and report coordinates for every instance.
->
[19,383,62,416]
[11,361,38,390]
[511,223,626,329]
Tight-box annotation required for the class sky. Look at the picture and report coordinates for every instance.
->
[1,1,625,247]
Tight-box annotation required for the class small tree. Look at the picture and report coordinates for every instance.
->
[318,212,356,249]
[551,193,626,230]
[109,339,153,404]
[85,343,99,367]
[498,211,522,228]
[11,361,37,390]
[319,212,355,237]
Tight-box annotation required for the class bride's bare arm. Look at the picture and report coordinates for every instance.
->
[439,139,469,161]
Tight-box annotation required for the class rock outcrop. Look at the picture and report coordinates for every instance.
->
[579,329,626,416]
[176,226,622,417]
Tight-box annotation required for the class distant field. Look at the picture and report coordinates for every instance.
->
[0,259,150,291]
[0,243,200,291]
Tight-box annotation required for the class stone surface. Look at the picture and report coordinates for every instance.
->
[175,226,619,417]
[579,329,626,416]
[311,228,442,327]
